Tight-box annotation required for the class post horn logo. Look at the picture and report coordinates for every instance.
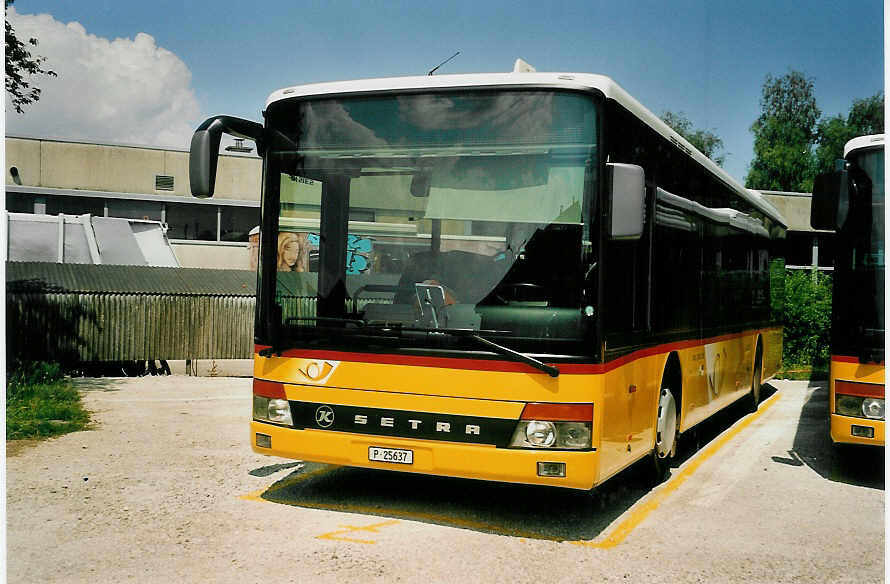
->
[297,360,339,383]
[315,405,335,428]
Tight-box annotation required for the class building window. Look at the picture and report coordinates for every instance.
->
[6,191,261,244]
[5,192,34,213]
[45,195,106,217]
[165,202,217,240]
[220,206,259,242]
[348,209,376,223]
[107,199,162,221]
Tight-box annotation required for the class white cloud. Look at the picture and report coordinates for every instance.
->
[5,8,201,150]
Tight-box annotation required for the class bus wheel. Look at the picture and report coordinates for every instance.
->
[651,386,678,483]
[749,344,763,413]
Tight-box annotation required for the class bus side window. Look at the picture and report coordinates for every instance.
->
[652,213,701,334]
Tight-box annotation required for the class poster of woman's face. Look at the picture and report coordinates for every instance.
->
[277,232,309,272]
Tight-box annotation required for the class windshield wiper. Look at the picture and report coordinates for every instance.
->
[267,320,560,377]
[371,325,560,377]
[467,333,560,378]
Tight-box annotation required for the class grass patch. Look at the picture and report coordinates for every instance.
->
[7,362,91,440]
[777,366,829,382]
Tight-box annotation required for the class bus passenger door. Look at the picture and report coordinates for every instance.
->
[600,190,653,476]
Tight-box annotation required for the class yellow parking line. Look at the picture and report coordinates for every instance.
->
[572,390,782,549]
[294,500,549,540]
[317,519,401,544]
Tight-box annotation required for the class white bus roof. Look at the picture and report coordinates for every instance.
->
[266,72,786,227]
[844,134,884,158]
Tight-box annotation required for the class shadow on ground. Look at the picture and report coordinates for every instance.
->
[777,382,884,490]
[72,378,123,392]
[250,384,780,541]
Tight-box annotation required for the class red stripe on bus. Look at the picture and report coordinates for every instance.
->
[521,402,594,421]
[835,380,885,398]
[833,355,886,366]
[255,345,578,374]
[253,378,286,398]
[255,328,771,375]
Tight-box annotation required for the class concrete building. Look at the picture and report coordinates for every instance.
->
[5,135,262,270]
[5,136,830,271]
[760,191,833,270]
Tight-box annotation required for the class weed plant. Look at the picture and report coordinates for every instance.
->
[780,269,832,379]
[7,361,90,439]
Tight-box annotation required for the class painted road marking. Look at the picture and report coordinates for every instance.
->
[317,520,400,544]
[571,390,782,549]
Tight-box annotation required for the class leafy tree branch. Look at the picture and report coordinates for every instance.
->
[5,0,57,114]
[661,110,727,167]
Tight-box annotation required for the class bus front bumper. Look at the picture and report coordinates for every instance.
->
[250,421,600,490]
[830,414,885,446]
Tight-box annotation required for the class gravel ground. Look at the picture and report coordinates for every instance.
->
[6,376,885,583]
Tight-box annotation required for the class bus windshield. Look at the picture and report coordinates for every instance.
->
[833,146,884,357]
[262,90,599,357]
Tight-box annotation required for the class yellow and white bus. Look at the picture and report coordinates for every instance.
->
[812,134,884,446]
[190,70,786,489]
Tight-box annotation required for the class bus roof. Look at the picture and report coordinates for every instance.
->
[844,134,884,158]
[266,72,786,227]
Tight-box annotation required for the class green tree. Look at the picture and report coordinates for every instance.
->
[745,71,820,192]
[5,0,57,114]
[661,110,726,166]
[782,270,832,372]
[847,92,884,134]
[814,92,884,174]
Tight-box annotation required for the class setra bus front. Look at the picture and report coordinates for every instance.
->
[812,135,885,446]
[192,83,616,489]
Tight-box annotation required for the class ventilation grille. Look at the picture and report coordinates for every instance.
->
[155,175,175,191]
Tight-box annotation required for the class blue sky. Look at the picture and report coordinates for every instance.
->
[7,0,884,184]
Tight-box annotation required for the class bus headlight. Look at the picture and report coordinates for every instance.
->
[558,422,592,449]
[525,421,556,447]
[509,403,594,450]
[835,381,884,420]
[510,420,592,449]
[862,398,884,420]
[253,395,294,425]
[836,395,864,417]
[835,395,885,421]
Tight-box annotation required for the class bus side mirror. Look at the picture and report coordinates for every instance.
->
[189,116,264,198]
[810,169,849,231]
[410,172,431,197]
[607,163,645,240]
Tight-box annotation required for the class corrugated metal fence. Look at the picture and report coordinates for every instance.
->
[7,262,260,363]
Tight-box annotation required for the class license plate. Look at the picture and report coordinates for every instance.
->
[368,446,413,465]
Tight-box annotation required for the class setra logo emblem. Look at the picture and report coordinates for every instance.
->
[315,405,335,428]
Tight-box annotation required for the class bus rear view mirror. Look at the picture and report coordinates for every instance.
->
[607,163,645,240]
[410,172,431,197]
[189,115,264,199]
[811,169,849,231]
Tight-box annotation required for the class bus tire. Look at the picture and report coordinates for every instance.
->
[749,341,763,413]
[650,386,678,484]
